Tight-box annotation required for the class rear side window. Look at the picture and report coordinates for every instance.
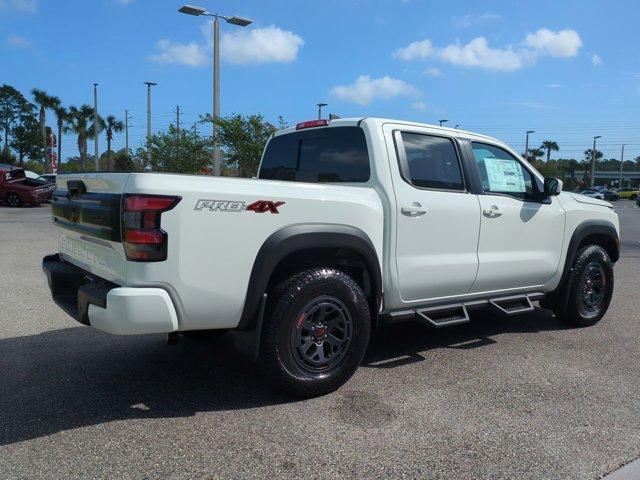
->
[259,127,370,183]
[399,132,464,190]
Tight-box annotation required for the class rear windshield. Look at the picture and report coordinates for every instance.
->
[259,127,370,183]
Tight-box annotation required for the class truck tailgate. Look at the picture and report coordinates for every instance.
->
[53,173,130,284]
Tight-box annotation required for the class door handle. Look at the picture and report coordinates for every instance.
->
[401,204,428,217]
[483,206,503,218]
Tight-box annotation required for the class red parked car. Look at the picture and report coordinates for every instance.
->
[0,165,55,207]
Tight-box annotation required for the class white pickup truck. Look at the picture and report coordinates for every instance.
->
[43,117,620,397]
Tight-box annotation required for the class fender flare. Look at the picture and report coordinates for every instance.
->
[236,224,382,331]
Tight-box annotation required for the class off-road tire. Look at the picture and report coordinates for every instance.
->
[261,268,371,398]
[556,245,613,327]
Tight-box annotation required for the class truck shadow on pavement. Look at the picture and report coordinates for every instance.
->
[0,307,565,446]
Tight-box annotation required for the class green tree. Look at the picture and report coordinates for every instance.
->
[201,113,277,177]
[584,149,603,163]
[528,148,544,162]
[0,84,31,153]
[147,125,211,173]
[9,113,41,166]
[66,104,103,170]
[540,140,559,162]
[103,114,124,170]
[53,105,69,166]
[31,89,60,170]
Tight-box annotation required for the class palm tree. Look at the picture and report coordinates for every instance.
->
[528,148,544,162]
[103,115,124,170]
[66,105,103,170]
[540,140,559,162]
[53,105,68,166]
[31,89,60,170]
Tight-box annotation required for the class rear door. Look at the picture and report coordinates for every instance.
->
[53,174,130,284]
[467,141,565,292]
[386,125,481,302]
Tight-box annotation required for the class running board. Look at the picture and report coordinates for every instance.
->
[489,295,534,315]
[416,304,470,328]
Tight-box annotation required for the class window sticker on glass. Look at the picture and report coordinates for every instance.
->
[484,158,525,193]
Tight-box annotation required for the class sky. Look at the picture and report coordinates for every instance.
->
[1,0,639,162]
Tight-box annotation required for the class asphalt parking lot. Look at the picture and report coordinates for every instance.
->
[1,202,639,479]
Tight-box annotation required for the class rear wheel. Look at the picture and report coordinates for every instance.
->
[556,245,613,327]
[5,193,21,207]
[261,268,370,397]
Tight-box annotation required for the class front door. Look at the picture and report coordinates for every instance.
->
[388,126,481,303]
[469,141,565,293]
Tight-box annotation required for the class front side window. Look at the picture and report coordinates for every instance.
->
[400,132,464,190]
[259,127,370,183]
[471,142,535,201]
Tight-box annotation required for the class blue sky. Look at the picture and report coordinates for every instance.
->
[1,0,639,162]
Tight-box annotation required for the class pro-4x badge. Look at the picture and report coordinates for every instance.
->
[194,199,285,214]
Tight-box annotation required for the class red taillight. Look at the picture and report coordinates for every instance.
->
[122,194,181,262]
[295,119,329,130]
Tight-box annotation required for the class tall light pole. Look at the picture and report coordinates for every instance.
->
[591,135,601,187]
[619,144,625,188]
[524,130,535,161]
[179,5,253,176]
[144,82,157,170]
[439,119,448,126]
[93,83,99,171]
[316,103,328,120]
[124,108,133,154]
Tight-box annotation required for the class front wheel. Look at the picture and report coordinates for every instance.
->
[261,268,371,397]
[557,245,614,327]
[5,193,22,207]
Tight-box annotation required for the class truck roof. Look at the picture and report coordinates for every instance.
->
[274,117,502,146]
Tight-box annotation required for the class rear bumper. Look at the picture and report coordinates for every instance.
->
[42,254,178,335]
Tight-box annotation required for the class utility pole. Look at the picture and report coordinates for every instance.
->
[144,82,157,170]
[316,103,328,120]
[93,83,99,171]
[524,130,535,161]
[591,135,601,187]
[192,122,198,135]
[175,105,181,133]
[619,144,625,188]
[124,109,133,154]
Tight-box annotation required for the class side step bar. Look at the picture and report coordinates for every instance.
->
[416,304,469,328]
[384,293,545,327]
[489,295,534,315]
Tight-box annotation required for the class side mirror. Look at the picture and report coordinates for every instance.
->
[543,177,563,196]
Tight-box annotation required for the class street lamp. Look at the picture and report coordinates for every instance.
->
[179,5,253,176]
[439,119,448,126]
[144,81,157,171]
[316,103,328,120]
[590,135,601,187]
[619,144,625,188]
[524,130,535,161]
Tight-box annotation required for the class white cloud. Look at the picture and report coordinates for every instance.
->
[7,34,31,48]
[524,28,582,58]
[0,0,36,11]
[423,67,442,76]
[219,25,304,65]
[546,83,564,88]
[330,75,420,105]
[511,101,557,110]
[394,39,434,61]
[591,53,603,66]
[149,25,303,67]
[454,13,502,28]
[148,39,208,67]
[116,0,135,4]
[395,27,582,72]
[411,101,428,111]
[439,37,529,71]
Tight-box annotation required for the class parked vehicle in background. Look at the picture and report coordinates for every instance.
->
[580,188,605,200]
[618,187,639,200]
[43,117,620,397]
[0,166,55,207]
[602,189,620,201]
[24,170,40,179]
[38,174,57,183]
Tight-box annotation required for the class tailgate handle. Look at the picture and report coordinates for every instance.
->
[67,180,87,198]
